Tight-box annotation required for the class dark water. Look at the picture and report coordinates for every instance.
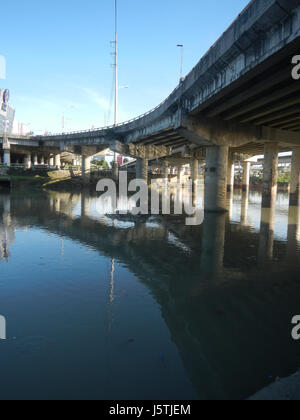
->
[0,188,300,400]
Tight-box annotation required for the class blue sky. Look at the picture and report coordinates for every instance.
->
[1,0,249,134]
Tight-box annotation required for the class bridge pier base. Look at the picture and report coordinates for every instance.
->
[205,146,228,212]
[227,157,235,192]
[242,160,251,192]
[289,148,300,207]
[136,158,148,183]
[262,143,278,209]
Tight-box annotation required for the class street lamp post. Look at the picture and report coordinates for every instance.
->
[177,44,184,81]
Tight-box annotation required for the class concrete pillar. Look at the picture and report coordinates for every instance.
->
[205,146,229,212]
[191,159,199,186]
[262,143,278,209]
[49,155,54,166]
[289,148,300,207]
[136,158,148,183]
[82,155,91,182]
[112,161,119,181]
[162,161,169,180]
[54,153,61,169]
[242,160,251,192]
[178,165,184,184]
[33,154,38,166]
[25,154,31,169]
[40,156,45,165]
[227,158,235,192]
[287,206,300,262]
[3,150,10,166]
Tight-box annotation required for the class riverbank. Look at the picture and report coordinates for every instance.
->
[0,171,96,192]
[249,370,300,400]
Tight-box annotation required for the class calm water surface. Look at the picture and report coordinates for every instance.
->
[0,188,300,400]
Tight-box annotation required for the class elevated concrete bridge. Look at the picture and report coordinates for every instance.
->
[1,0,300,211]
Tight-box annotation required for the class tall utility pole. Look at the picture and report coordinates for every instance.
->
[114,0,118,126]
[112,0,118,172]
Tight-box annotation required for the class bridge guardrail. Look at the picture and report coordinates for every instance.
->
[22,83,183,138]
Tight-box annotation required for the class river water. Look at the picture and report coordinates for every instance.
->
[0,188,300,400]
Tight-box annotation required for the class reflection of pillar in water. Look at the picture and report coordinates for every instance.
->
[287,206,300,262]
[258,207,275,262]
[0,194,13,261]
[200,212,226,280]
[109,258,115,304]
[81,193,90,218]
[241,191,249,226]
[60,238,65,257]
[54,198,61,213]
[226,191,234,222]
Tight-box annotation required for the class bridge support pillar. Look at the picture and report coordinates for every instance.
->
[178,165,184,184]
[262,143,278,209]
[136,158,148,183]
[25,154,31,169]
[191,159,199,187]
[54,153,61,169]
[82,155,91,182]
[49,155,54,166]
[3,149,10,167]
[289,148,300,207]
[242,160,251,192]
[227,157,235,192]
[205,146,228,212]
[162,161,169,181]
[112,161,119,181]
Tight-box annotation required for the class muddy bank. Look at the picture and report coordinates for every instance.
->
[249,370,300,400]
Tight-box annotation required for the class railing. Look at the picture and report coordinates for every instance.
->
[32,82,183,138]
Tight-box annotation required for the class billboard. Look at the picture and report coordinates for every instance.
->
[0,89,10,115]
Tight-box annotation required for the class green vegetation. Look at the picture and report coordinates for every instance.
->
[92,159,110,170]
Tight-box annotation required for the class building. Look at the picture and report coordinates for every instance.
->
[0,89,15,135]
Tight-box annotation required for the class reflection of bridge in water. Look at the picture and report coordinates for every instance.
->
[1,190,300,399]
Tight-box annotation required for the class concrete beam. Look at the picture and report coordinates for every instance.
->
[111,141,171,159]
[177,115,300,149]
